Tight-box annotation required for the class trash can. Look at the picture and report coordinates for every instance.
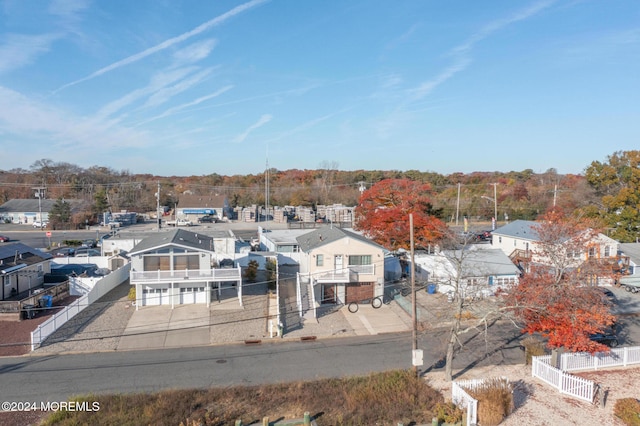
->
[22,304,35,320]
[427,284,437,294]
[44,294,53,308]
[38,298,47,308]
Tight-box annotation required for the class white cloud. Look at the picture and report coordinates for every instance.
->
[0,86,150,151]
[234,114,273,143]
[48,0,89,19]
[0,33,60,74]
[138,85,234,125]
[409,0,555,100]
[173,39,218,65]
[55,0,269,92]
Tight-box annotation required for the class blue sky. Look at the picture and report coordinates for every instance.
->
[1,0,639,177]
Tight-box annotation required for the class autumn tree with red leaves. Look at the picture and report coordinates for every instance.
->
[505,210,617,353]
[354,179,447,250]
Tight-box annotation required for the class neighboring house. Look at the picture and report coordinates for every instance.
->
[0,198,84,225]
[128,229,242,309]
[296,226,385,313]
[0,243,53,300]
[619,243,640,276]
[257,227,309,265]
[175,194,231,221]
[413,247,520,299]
[491,219,620,273]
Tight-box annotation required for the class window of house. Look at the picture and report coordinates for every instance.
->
[316,254,323,267]
[174,255,199,270]
[588,247,596,258]
[144,255,170,271]
[348,255,372,266]
[604,246,610,257]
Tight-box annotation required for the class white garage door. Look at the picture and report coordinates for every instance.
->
[143,288,168,306]
[180,287,207,304]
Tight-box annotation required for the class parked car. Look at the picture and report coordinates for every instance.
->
[33,220,48,228]
[590,329,619,347]
[0,235,10,242]
[81,239,97,248]
[74,248,101,257]
[198,215,215,223]
[53,247,75,257]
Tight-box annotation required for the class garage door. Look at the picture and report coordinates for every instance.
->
[180,287,207,304]
[143,288,168,306]
[345,282,374,304]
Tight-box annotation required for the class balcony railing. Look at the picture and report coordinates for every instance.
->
[314,264,375,283]
[131,266,242,283]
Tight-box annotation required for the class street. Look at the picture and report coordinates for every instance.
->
[0,322,525,403]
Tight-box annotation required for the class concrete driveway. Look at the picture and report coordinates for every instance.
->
[116,294,411,351]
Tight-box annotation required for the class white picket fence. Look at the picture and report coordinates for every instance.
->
[452,377,509,426]
[531,346,640,403]
[451,381,478,426]
[31,265,130,350]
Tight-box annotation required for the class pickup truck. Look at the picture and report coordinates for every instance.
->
[619,276,640,293]
[166,218,193,227]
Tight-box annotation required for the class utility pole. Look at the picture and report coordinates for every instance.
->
[492,182,498,223]
[32,186,46,225]
[455,182,461,226]
[553,184,558,208]
[409,213,420,377]
[156,181,161,231]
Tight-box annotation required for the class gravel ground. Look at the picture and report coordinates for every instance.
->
[34,282,134,354]
[428,363,640,425]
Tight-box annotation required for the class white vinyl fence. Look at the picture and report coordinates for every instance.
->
[531,346,640,404]
[31,265,130,350]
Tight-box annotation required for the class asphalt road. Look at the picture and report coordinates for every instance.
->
[0,323,525,403]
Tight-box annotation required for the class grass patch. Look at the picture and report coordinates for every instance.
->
[41,370,444,426]
[614,398,640,426]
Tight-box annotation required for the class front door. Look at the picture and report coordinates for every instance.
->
[334,255,343,271]
[321,284,336,304]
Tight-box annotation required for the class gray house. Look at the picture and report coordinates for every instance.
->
[0,198,84,225]
[128,229,242,309]
[1,242,53,300]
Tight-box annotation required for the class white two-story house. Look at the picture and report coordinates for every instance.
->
[129,229,242,309]
[296,226,385,316]
[491,219,619,276]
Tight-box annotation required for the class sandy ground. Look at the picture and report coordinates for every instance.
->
[426,363,640,425]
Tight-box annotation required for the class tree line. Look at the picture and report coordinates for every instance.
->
[1,151,638,241]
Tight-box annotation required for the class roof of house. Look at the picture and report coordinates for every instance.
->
[619,243,640,264]
[296,226,383,252]
[491,219,540,241]
[415,247,519,277]
[177,194,228,208]
[0,198,84,213]
[0,242,52,272]
[129,229,214,255]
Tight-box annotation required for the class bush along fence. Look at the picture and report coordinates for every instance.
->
[531,346,640,404]
[30,265,130,350]
[452,377,511,426]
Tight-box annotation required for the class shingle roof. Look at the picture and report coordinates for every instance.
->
[129,229,214,255]
[491,219,540,241]
[177,194,228,208]
[619,243,640,264]
[296,226,383,252]
[0,242,52,270]
[0,199,85,213]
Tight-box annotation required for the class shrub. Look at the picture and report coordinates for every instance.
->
[522,336,546,365]
[434,401,464,424]
[127,287,136,302]
[243,260,258,282]
[614,398,640,426]
[62,239,83,247]
[467,378,514,426]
